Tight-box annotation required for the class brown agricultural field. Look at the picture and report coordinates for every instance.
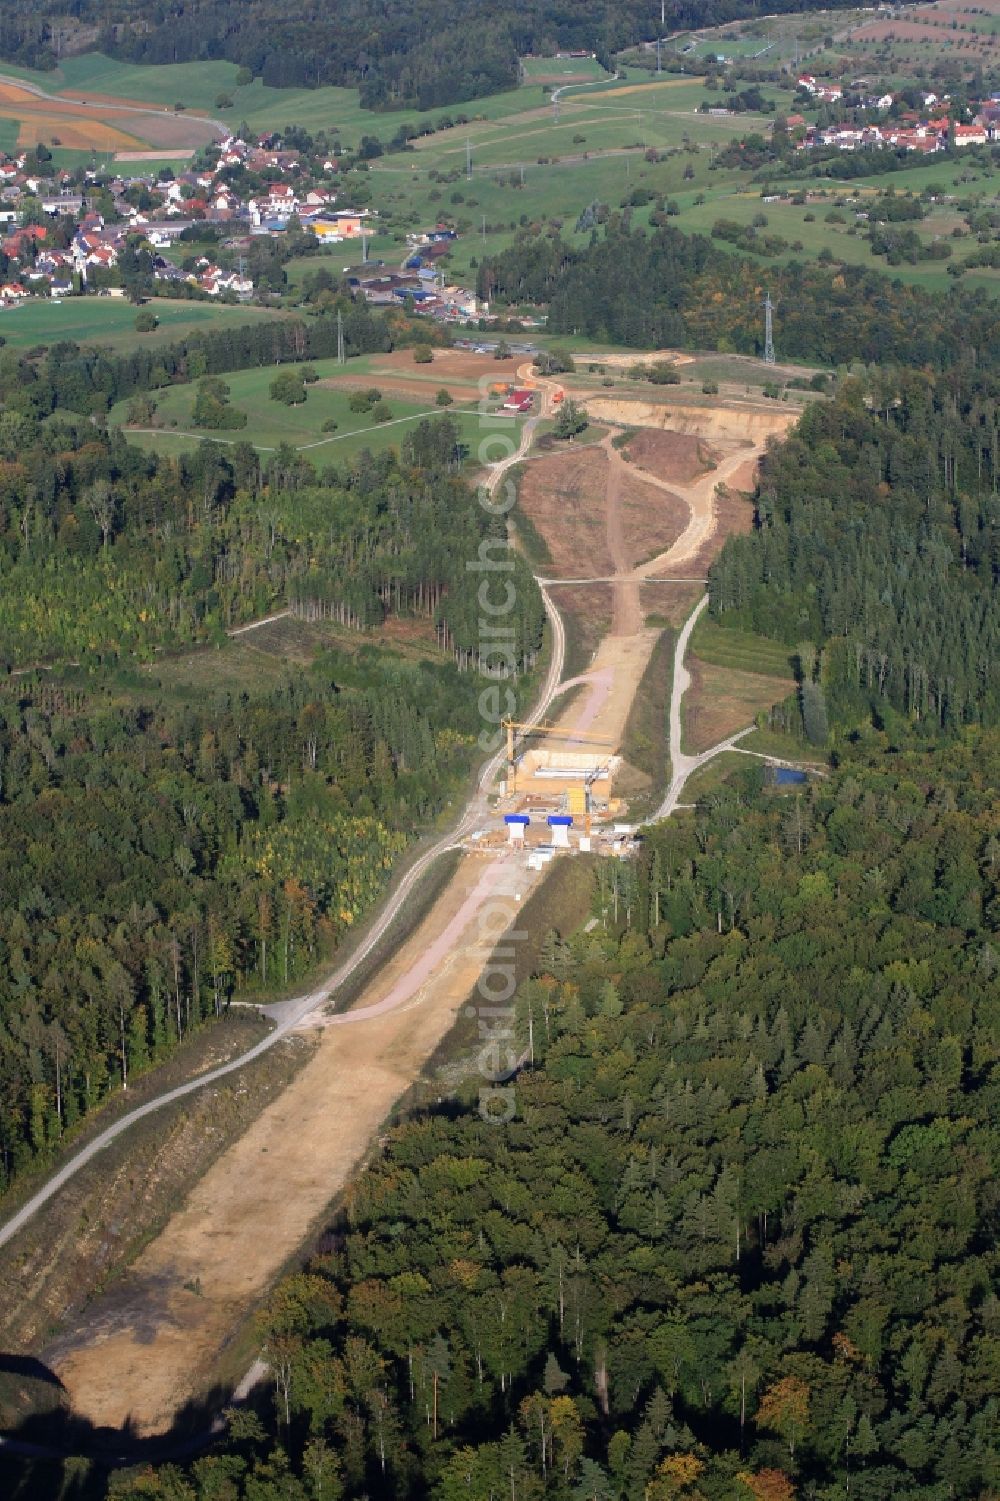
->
[321,347,527,407]
[377,348,523,384]
[14,114,141,150]
[118,112,223,149]
[0,80,219,152]
[319,374,472,404]
[852,18,992,51]
[845,0,1000,67]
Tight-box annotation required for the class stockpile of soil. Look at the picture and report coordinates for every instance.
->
[625,428,720,486]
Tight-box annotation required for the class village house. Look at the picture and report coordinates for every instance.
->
[41,192,84,217]
[193,263,254,297]
[248,147,301,172]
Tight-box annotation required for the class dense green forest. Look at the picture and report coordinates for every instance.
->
[58,331,1000,1501]
[0,648,476,1192]
[93,729,1000,1500]
[0,0,861,102]
[478,225,1000,370]
[3,47,1000,1499]
[0,408,543,670]
[709,368,1000,736]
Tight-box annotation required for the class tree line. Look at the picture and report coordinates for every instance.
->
[710,367,1000,738]
[0,299,391,421]
[477,223,1000,370]
[0,409,544,675]
[0,0,862,105]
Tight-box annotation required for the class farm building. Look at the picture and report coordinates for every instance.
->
[503,389,534,413]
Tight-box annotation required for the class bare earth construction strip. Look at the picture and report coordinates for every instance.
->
[46,857,542,1434]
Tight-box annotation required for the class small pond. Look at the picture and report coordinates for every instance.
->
[774,767,807,785]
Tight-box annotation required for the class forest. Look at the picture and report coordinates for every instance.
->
[709,367,1000,736]
[0,650,471,1192]
[0,0,861,102]
[0,399,543,670]
[477,225,1000,370]
[1,32,998,1492]
[43,314,999,1501]
[96,729,1000,1500]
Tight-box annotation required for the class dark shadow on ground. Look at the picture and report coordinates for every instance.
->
[0,1350,266,1500]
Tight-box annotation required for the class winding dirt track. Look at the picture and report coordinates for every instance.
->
[531,413,769,752]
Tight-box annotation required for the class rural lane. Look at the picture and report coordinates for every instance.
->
[652,593,754,821]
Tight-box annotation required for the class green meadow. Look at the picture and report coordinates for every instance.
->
[0,297,291,351]
[109,356,521,463]
[519,56,609,82]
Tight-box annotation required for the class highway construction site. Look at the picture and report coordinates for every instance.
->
[0,354,806,1444]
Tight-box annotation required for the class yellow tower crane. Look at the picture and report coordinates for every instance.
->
[501,718,615,799]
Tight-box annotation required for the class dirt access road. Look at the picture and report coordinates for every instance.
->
[532,412,772,752]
